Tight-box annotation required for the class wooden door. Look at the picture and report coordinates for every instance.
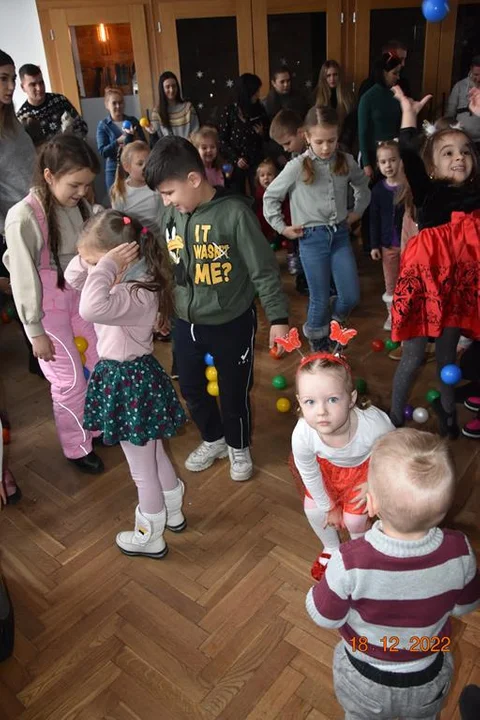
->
[251,0,343,97]
[155,0,253,122]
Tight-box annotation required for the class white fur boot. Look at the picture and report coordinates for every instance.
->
[382,293,393,331]
[163,480,187,532]
[116,505,168,558]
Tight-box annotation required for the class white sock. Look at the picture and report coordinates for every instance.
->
[318,547,336,565]
[304,504,340,553]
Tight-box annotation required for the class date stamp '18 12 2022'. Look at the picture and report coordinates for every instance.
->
[351,636,451,653]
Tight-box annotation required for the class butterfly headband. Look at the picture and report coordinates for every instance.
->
[274,321,357,373]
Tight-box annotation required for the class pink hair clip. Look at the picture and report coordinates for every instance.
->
[141,226,148,235]
[123,216,131,225]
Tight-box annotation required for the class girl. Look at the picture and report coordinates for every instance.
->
[255,158,285,242]
[218,73,269,195]
[263,106,370,351]
[369,140,406,330]
[292,352,394,580]
[190,126,224,187]
[3,134,103,473]
[65,211,187,557]
[150,71,199,140]
[314,60,355,150]
[110,140,164,234]
[390,86,480,437]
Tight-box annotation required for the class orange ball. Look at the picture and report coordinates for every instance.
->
[269,345,282,359]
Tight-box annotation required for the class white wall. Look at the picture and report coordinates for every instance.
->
[0,0,51,109]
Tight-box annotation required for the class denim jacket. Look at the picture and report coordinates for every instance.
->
[96,115,146,187]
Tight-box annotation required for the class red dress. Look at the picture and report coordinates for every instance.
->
[391,210,480,342]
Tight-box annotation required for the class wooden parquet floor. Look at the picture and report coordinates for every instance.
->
[1,246,480,720]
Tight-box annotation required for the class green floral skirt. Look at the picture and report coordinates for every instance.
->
[84,354,186,446]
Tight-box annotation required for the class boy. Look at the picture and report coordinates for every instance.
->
[145,136,289,482]
[268,110,308,292]
[306,429,480,720]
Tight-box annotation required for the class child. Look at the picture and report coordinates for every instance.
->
[264,106,370,351]
[269,110,307,285]
[144,136,289,482]
[64,211,187,558]
[369,140,406,330]
[190,126,224,187]
[254,158,290,243]
[292,351,394,580]
[390,86,480,437]
[3,135,103,473]
[110,141,164,234]
[306,429,480,719]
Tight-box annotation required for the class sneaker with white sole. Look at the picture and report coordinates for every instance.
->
[465,396,480,413]
[185,438,228,472]
[228,446,253,481]
[462,417,480,439]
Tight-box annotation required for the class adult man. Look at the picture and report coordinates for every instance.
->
[358,40,411,100]
[447,55,480,148]
[17,64,88,141]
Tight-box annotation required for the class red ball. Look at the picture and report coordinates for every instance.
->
[371,339,385,353]
[281,240,289,249]
[1,310,12,324]
[2,427,11,445]
[269,345,282,359]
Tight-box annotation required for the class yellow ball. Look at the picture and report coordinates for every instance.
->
[139,116,150,128]
[79,352,87,366]
[74,336,88,353]
[205,366,218,382]
[276,397,291,413]
[207,381,220,397]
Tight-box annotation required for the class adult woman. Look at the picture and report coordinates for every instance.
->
[150,71,199,139]
[314,59,355,150]
[218,73,269,194]
[263,66,309,121]
[447,56,480,150]
[357,53,403,178]
[96,87,145,191]
[0,49,39,375]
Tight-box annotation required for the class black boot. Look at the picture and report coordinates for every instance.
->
[431,398,460,440]
[68,451,104,474]
[459,685,480,720]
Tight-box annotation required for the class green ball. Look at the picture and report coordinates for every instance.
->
[6,305,16,319]
[385,339,400,351]
[272,374,287,390]
[426,388,441,404]
[355,378,367,394]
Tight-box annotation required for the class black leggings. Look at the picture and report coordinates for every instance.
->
[390,328,460,427]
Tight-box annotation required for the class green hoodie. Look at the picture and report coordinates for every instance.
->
[162,191,288,326]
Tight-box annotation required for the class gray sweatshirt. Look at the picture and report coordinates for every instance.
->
[263,149,371,234]
[446,77,480,142]
[0,126,36,233]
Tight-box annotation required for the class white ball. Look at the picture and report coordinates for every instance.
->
[413,407,429,424]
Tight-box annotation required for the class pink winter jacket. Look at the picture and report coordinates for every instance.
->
[65,255,157,362]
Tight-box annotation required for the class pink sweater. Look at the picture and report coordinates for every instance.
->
[65,255,157,362]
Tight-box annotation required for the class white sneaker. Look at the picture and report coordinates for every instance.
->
[228,446,253,481]
[383,314,392,331]
[185,438,228,472]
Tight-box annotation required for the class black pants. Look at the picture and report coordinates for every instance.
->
[173,306,257,449]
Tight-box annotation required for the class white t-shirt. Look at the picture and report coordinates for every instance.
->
[112,181,164,234]
[291,406,395,510]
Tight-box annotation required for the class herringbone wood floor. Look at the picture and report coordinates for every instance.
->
[1,247,479,720]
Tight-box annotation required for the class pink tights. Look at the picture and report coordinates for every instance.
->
[120,439,178,514]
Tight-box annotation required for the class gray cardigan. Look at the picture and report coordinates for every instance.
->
[0,125,36,233]
[263,149,370,234]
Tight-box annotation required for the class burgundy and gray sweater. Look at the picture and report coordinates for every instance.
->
[306,521,480,671]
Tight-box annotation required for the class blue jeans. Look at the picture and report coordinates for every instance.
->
[299,223,360,340]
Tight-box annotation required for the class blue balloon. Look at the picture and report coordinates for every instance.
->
[440,364,462,385]
[422,1,449,23]
[83,366,90,380]
[204,353,215,366]
[122,119,132,130]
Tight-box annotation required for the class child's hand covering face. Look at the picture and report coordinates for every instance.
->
[104,242,139,272]
[78,242,106,266]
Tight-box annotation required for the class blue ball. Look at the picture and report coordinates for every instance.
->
[204,353,215,367]
[422,1,449,23]
[222,163,233,174]
[404,404,414,421]
[122,119,132,130]
[83,366,90,380]
[440,364,462,385]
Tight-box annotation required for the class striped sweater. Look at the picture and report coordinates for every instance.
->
[306,521,480,672]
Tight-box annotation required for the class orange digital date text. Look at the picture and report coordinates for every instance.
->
[350,636,451,653]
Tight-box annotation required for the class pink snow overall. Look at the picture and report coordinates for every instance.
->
[25,194,99,459]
